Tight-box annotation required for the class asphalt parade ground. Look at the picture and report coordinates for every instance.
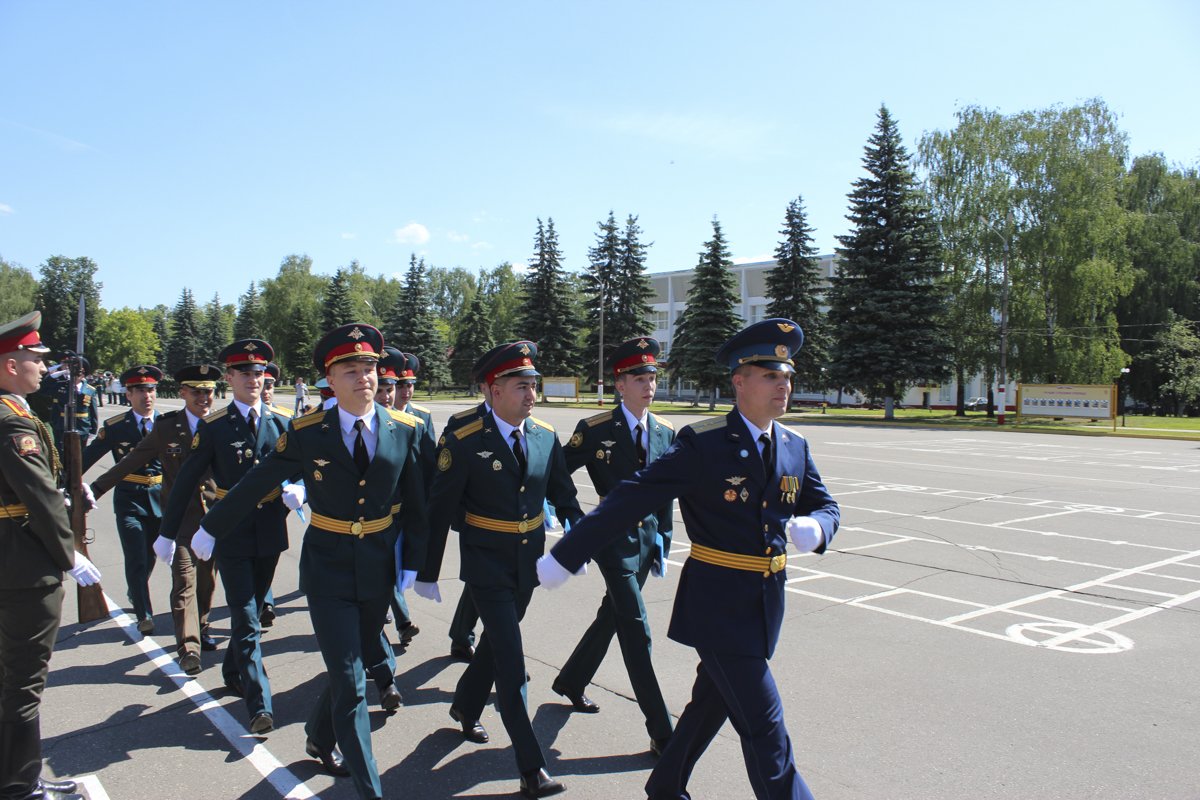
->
[42,399,1200,800]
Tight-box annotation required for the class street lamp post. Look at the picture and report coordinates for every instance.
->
[596,279,606,406]
[981,211,1014,425]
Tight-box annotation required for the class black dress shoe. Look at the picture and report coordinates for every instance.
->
[249,711,274,734]
[40,777,78,793]
[448,707,488,743]
[519,767,565,798]
[649,737,670,758]
[200,631,219,651]
[380,684,402,711]
[260,603,275,628]
[551,680,599,713]
[449,643,474,662]
[179,652,202,676]
[305,738,351,777]
[399,622,420,645]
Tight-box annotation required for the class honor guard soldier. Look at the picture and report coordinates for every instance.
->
[156,339,293,734]
[416,341,583,799]
[257,361,292,629]
[539,319,841,800]
[0,311,99,800]
[89,365,221,674]
[553,336,675,753]
[38,354,99,454]
[80,365,164,633]
[193,323,429,800]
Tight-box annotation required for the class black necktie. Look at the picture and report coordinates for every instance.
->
[510,430,527,474]
[634,423,647,468]
[759,433,773,475]
[139,417,149,437]
[353,419,370,474]
[246,408,258,441]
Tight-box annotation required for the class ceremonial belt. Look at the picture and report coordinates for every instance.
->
[464,511,545,534]
[213,486,282,504]
[310,512,393,538]
[122,474,163,486]
[689,543,787,577]
[0,503,29,520]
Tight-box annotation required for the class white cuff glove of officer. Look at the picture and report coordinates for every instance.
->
[68,552,101,586]
[786,516,825,554]
[48,364,71,380]
[398,569,417,592]
[414,581,441,603]
[536,553,586,589]
[191,527,216,561]
[281,483,306,511]
[153,535,176,566]
[81,482,96,510]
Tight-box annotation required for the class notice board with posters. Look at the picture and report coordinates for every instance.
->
[1017,384,1117,429]
[541,377,580,401]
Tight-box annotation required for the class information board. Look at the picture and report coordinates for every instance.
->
[1017,383,1116,426]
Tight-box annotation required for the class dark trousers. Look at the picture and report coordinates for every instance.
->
[387,586,411,630]
[556,558,672,740]
[171,542,216,657]
[305,593,391,800]
[454,583,544,776]
[0,583,63,797]
[113,495,159,623]
[448,589,477,648]
[216,552,278,718]
[646,649,813,800]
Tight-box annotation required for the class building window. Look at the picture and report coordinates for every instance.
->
[653,311,669,332]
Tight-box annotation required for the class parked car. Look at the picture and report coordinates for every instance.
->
[964,396,992,411]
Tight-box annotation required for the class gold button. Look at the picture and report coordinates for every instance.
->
[254,459,259,464]
[256,504,263,509]
[358,498,365,505]
[521,538,528,544]
[765,547,772,555]
[358,480,366,487]
[519,486,526,493]
[522,512,529,519]
[762,501,767,508]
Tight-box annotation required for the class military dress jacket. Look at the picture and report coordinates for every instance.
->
[553,409,839,659]
[90,409,216,547]
[0,392,74,588]
[419,413,583,592]
[562,403,675,571]
[200,403,429,602]
[39,377,99,439]
[159,401,292,558]
[401,401,437,491]
[82,410,163,519]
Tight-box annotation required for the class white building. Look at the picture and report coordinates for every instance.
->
[645,257,1011,409]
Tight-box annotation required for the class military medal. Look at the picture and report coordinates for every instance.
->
[313,470,323,481]
[493,460,503,471]
[724,489,737,502]
[595,449,605,460]
[739,487,750,502]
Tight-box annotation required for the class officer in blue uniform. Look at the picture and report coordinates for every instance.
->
[539,319,840,800]
[416,341,582,799]
[157,339,292,734]
[81,365,164,634]
[553,336,675,753]
[193,323,429,800]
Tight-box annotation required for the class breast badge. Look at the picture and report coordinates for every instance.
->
[313,470,323,482]
[724,489,737,502]
[492,460,503,471]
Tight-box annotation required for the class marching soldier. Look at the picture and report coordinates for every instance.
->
[0,310,98,800]
[416,341,582,799]
[553,336,675,754]
[89,365,221,674]
[257,361,292,629]
[156,339,292,734]
[538,319,841,800]
[192,323,429,800]
[81,365,164,634]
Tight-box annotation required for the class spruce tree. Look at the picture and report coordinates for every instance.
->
[149,306,171,367]
[828,105,952,418]
[615,214,656,340]
[322,267,357,332]
[766,196,831,391]
[166,288,203,374]
[520,218,580,377]
[234,282,264,340]
[384,255,451,390]
[451,293,495,388]
[670,218,741,409]
[200,294,233,365]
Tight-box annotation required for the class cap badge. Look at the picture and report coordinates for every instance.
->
[518,344,531,356]
[137,367,149,374]
[775,345,789,358]
[244,342,257,351]
[348,327,365,340]
[777,323,795,333]
[637,339,649,349]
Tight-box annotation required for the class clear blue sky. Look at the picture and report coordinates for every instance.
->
[2,1,1197,310]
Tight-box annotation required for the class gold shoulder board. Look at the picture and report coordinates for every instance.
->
[453,418,484,440]
[528,416,554,432]
[292,411,326,430]
[584,410,611,427]
[687,417,727,434]
[387,408,418,428]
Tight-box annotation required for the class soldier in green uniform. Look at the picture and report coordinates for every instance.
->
[415,341,582,799]
[81,365,164,634]
[553,336,675,754]
[0,311,98,800]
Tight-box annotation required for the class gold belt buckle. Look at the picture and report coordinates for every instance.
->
[769,554,787,574]
[517,519,530,533]
[351,520,364,538]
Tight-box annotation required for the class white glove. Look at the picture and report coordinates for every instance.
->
[49,364,70,380]
[545,513,563,532]
[68,552,101,586]
[61,489,71,509]
[398,569,417,592]
[281,483,306,511]
[786,516,825,554]
[191,527,216,561]
[414,581,442,603]
[536,553,574,590]
[81,482,96,511]
[153,535,176,566]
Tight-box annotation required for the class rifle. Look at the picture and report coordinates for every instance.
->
[64,294,105,622]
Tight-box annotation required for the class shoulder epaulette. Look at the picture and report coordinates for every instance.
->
[687,417,727,434]
[104,415,124,427]
[270,405,294,419]
[451,406,478,420]
[0,397,31,419]
[528,416,554,433]
[204,407,230,423]
[584,410,611,427]
[387,408,418,428]
[292,411,326,430]
[652,414,675,430]
[408,402,431,414]
[453,418,484,440]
